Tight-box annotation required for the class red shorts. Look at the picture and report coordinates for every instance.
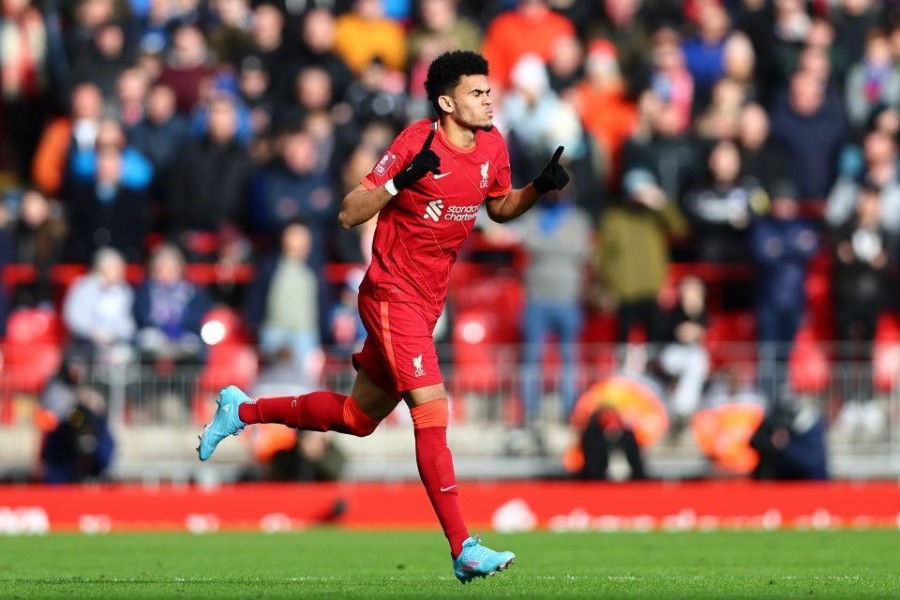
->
[352,294,444,401]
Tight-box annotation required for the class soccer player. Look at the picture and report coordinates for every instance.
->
[198,50,570,583]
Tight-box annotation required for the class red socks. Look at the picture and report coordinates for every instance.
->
[239,393,469,557]
[238,392,379,437]
[411,399,469,559]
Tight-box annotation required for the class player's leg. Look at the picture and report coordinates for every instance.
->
[198,369,398,461]
[236,367,396,433]
[405,385,516,582]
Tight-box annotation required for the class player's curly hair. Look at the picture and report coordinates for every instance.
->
[425,50,489,115]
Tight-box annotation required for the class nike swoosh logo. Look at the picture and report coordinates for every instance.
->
[440,484,457,492]
[433,172,452,180]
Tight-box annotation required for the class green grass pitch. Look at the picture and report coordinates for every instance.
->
[1,530,898,598]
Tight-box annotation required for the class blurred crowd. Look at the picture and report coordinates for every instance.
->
[2,0,900,481]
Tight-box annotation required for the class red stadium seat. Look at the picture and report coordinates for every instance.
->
[0,342,63,423]
[200,307,251,345]
[705,311,756,367]
[873,313,900,392]
[6,307,64,344]
[451,309,503,394]
[788,328,829,394]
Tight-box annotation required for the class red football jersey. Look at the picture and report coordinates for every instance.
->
[360,118,512,316]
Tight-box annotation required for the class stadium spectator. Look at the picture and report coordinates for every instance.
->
[721,31,757,100]
[578,406,646,481]
[804,16,850,90]
[133,243,210,365]
[236,56,274,137]
[572,41,636,189]
[114,67,150,129]
[39,351,90,419]
[597,167,688,345]
[766,0,813,88]
[657,276,710,426]
[207,0,253,67]
[622,90,702,208]
[31,82,105,198]
[342,58,409,131]
[502,54,585,176]
[239,2,288,96]
[328,269,366,359]
[167,92,254,256]
[67,143,149,263]
[648,28,694,136]
[157,24,214,114]
[303,108,347,192]
[68,118,154,194]
[844,28,900,133]
[244,218,323,380]
[333,0,407,75]
[694,78,746,142]
[546,35,584,96]
[129,82,190,217]
[12,188,67,308]
[750,182,819,397]
[585,0,657,97]
[832,184,895,405]
[290,9,354,105]
[280,65,335,130]
[0,0,53,181]
[40,387,116,483]
[72,20,133,101]
[62,247,135,365]
[206,224,253,310]
[832,0,885,67]
[769,70,848,200]
[682,139,764,263]
[736,102,792,193]
[249,127,337,271]
[681,2,731,109]
[514,187,592,423]
[750,396,829,481]
[481,0,576,89]
[827,129,900,235]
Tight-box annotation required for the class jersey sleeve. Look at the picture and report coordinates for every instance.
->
[487,133,512,199]
[361,128,418,190]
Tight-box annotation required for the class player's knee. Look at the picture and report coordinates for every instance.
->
[342,396,381,437]
[349,417,380,437]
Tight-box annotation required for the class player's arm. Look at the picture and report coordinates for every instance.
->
[338,130,441,230]
[485,146,570,223]
[338,184,394,230]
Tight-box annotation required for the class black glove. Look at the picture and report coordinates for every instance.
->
[531,146,570,194]
[391,129,441,191]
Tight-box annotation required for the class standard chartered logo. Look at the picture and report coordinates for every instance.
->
[444,205,479,221]
[424,199,444,222]
[423,200,478,223]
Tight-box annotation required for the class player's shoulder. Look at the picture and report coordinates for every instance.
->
[399,118,438,142]
[478,125,508,153]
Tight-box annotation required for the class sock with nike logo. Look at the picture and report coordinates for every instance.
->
[410,398,469,558]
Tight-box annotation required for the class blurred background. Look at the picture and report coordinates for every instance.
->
[0,0,899,491]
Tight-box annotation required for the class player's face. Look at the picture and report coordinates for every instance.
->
[446,74,494,131]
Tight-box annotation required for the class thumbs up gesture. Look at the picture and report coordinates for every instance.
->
[532,146,570,194]
[392,129,441,192]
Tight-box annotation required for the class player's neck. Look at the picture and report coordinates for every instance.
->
[438,118,477,150]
